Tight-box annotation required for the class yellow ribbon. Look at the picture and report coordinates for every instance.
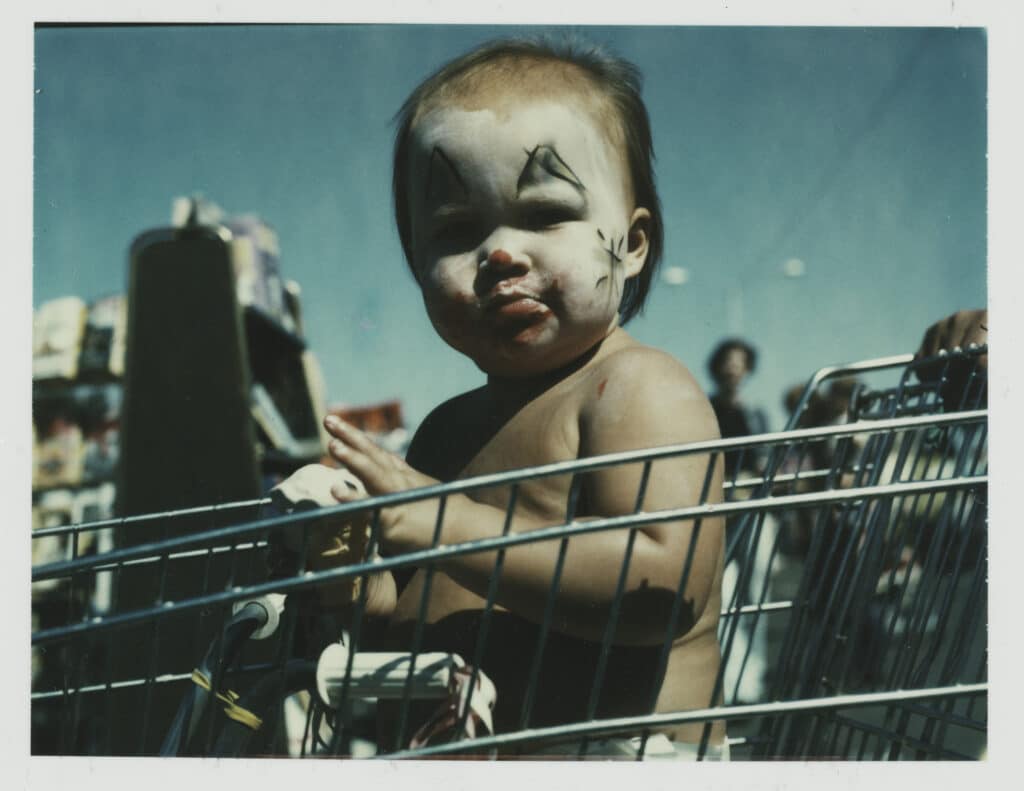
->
[190,669,263,731]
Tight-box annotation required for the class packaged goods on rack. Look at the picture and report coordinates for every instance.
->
[33,296,88,380]
[34,383,121,489]
[79,294,127,378]
[33,416,84,490]
[251,383,301,454]
[80,387,120,484]
[227,215,288,328]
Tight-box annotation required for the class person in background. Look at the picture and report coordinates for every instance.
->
[707,339,769,481]
[706,338,774,704]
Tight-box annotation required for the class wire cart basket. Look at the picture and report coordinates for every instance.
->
[31,346,988,760]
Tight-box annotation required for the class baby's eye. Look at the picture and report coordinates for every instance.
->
[522,206,577,230]
[429,215,488,253]
[432,217,480,241]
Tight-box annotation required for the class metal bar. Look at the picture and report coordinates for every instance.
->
[829,711,973,760]
[836,718,857,759]
[891,496,966,692]
[637,451,719,760]
[876,440,986,756]
[395,495,448,750]
[908,496,982,687]
[331,507,384,752]
[825,424,943,749]
[721,600,793,618]
[138,543,172,755]
[909,506,988,755]
[32,661,284,700]
[900,695,988,733]
[455,484,519,740]
[63,542,269,575]
[585,460,652,723]
[720,511,763,701]
[854,720,875,760]
[785,354,913,430]
[189,530,218,743]
[583,461,655,759]
[100,558,125,754]
[872,502,940,688]
[764,493,831,704]
[724,464,877,494]
[380,683,987,759]
[812,470,892,701]
[767,436,865,755]
[784,347,985,432]
[31,498,272,538]
[56,642,70,753]
[519,474,580,730]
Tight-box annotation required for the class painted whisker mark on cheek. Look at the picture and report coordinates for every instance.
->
[596,231,626,305]
[599,229,623,265]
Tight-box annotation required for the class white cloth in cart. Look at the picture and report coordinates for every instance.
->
[529,733,730,761]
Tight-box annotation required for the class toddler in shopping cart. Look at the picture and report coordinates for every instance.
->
[277,37,728,759]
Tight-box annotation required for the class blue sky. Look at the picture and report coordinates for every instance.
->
[33,24,987,431]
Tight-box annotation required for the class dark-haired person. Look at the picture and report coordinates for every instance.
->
[706,338,774,704]
[707,338,769,480]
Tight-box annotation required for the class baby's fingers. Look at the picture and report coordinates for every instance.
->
[330,468,367,502]
[326,417,390,462]
[326,435,394,495]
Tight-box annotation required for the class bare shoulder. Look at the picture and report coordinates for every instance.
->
[580,342,720,453]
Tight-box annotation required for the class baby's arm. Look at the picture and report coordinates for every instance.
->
[324,348,723,645]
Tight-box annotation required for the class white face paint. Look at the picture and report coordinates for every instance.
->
[407,99,648,377]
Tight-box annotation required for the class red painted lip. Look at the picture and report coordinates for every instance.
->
[492,296,550,319]
[484,286,546,312]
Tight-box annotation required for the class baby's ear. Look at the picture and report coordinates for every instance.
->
[623,207,651,279]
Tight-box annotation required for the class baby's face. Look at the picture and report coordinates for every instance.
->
[406,97,648,377]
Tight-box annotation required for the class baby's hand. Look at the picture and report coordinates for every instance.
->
[270,464,393,614]
[324,415,441,553]
[914,308,988,410]
[916,308,988,364]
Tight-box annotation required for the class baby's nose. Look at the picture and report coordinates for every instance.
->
[475,246,530,295]
[486,249,514,268]
[479,246,530,277]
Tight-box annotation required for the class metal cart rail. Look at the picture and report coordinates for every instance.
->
[31,347,987,760]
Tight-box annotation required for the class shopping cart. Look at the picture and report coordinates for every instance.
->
[30,346,987,760]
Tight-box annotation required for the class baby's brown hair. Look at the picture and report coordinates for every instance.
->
[392,37,663,324]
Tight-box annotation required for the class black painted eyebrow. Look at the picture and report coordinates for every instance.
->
[516,144,587,196]
[424,146,469,203]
